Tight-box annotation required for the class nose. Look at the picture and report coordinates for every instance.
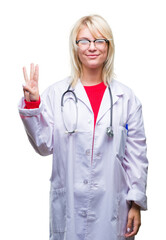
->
[88,41,96,50]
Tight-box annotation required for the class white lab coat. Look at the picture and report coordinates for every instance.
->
[18,77,148,240]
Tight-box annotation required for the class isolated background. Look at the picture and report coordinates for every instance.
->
[0,0,165,239]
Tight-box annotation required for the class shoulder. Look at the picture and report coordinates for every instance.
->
[111,79,134,95]
[112,79,140,97]
[111,79,142,109]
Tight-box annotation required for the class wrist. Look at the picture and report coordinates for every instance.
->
[131,201,141,210]
[24,96,41,109]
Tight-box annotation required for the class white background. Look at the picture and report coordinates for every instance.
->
[0,0,165,239]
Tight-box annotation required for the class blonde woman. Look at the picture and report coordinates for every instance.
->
[19,15,148,240]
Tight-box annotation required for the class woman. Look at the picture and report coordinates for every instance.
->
[19,15,148,240]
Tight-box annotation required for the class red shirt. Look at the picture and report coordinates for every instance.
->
[24,97,41,109]
[24,82,107,126]
[84,82,106,126]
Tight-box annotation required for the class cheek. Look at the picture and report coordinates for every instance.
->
[97,51,108,65]
[102,48,108,61]
[77,50,86,63]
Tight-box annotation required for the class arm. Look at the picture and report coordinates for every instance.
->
[123,94,148,237]
[18,64,54,156]
[124,99,148,210]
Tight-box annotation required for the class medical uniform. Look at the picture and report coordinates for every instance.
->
[18,77,148,240]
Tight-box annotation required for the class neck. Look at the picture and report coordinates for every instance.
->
[81,67,103,86]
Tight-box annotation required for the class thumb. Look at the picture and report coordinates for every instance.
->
[23,84,32,93]
[22,84,30,102]
[126,215,133,234]
[23,89,30,102]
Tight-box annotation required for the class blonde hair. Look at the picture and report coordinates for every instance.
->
[69,14,115,86]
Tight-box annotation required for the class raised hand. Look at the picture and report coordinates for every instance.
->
[23,63,39,102]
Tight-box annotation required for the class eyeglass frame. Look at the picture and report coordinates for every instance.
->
[76,38,110,49]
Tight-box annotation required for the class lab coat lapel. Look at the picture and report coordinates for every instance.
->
[96,80,124,124]
[74,79,93,112]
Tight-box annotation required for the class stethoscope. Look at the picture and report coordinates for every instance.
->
[61,83,114,137]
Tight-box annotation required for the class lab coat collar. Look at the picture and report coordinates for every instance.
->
[96,79,124,124]
[73,79,124,122]
[74,79,93,112]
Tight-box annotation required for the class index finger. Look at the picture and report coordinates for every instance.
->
[23,66,29,83]
[125,222,140,238]
[30,63,35,81]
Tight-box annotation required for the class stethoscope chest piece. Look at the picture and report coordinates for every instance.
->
[106,126,114,138]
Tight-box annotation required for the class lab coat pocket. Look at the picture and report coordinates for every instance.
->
[117,193,130,237]
[116,126,127,161]
[50,188,66,233]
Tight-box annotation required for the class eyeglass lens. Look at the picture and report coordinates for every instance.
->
[77,39,108,49]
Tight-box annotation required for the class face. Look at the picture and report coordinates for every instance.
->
[76,26,108,71]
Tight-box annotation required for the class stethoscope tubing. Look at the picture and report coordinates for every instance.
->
[61,84,78,134]
[61,84,78,106]
[108,84,113,129]
[61,82,113,137]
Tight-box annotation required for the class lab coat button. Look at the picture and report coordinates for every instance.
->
[81,210,87,217]
[83,179,88,184]
[96,152,101,159]
[85,149,90,156]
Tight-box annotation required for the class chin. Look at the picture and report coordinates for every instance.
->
[86,62,104,69]
[82,59,103,68]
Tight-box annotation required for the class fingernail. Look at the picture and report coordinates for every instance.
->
[127,228,131,233]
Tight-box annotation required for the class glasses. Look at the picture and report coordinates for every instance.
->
[76,39,109,50]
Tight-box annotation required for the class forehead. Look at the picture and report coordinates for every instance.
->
[77,25,103,39]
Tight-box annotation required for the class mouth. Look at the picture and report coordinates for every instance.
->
[86,54,99,59]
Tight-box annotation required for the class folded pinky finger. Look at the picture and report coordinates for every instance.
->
[23,88,30,102]
[23,84,31,93]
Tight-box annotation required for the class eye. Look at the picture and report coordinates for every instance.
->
[95,39,106,44]
[77,39,89,45]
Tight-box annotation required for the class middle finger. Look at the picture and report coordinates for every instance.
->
[30,63,35,80]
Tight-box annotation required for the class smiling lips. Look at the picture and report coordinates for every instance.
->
[86,54,99,59]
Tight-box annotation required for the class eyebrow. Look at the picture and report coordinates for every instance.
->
[77,37,104,40]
